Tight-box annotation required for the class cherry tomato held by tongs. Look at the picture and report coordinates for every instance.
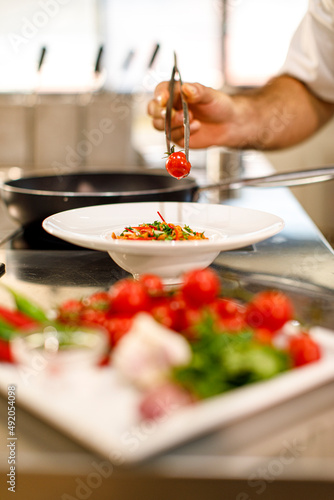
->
[164,52,191,180]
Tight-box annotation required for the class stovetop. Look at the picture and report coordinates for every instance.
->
[7,222,82,250]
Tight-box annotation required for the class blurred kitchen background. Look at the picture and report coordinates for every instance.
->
[1,0,334,245]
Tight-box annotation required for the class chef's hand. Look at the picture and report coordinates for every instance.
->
[147,81,241,149]
[148,76,334,151]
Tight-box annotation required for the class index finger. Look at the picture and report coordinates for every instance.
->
[154,81,170,107]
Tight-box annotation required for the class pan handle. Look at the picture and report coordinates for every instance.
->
[197,165,334,192]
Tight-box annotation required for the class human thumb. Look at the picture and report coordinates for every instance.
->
[182,83,200,102]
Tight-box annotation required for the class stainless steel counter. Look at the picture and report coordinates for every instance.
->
[1,154,334,500]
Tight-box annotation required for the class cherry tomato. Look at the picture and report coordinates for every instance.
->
[57,299,83,324]
[80,308,107,328]
[0,339,13,363]
[103,315,133,346]
[289,334,321,367]
[245,290,294,333]
[150,298,180,331]
[180,306,205,339]
[165,151,191,180]
[83,291,111,311]
[253,328,275,345]
[139,274,164,297]
[109,279,150,315]
[209,298,246,332]
[181,268,220,307]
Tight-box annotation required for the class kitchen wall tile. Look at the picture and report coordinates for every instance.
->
[83,92,136,168]
[0,98,28,166]
[33,95,79,170]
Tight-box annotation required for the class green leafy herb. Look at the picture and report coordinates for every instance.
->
[112,212,208,241]
[172,314,290,400]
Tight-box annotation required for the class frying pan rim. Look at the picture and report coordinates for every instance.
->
[1,171,199,198]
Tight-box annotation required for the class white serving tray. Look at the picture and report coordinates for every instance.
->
[1,327,334,465]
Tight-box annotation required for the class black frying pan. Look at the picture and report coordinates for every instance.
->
[0,170,198,227]
[2,165,334,228]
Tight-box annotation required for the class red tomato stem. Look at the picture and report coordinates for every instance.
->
[157,211,166,224]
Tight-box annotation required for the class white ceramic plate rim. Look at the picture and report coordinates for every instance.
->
[42,202,284,254]
[0,327,333,464]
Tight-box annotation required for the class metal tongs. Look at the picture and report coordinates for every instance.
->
[165,52,190,161]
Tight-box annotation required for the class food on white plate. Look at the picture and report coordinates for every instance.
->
[111,211,208,241]
[0,286,109,366]
[112,312,191,389]
[0,268,322,422]
[139,381,195,421]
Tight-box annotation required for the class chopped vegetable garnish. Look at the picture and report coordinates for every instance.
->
[112,212,208,241]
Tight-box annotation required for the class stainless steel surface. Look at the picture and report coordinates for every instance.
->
[165,58,176,156]
[165,52,190,161]
[200,164,334,191]
[177,57,190,163]
[1,153,334,499]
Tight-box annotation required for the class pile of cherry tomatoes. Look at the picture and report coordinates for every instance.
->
[56,268,321,368]
[0,267,322,369]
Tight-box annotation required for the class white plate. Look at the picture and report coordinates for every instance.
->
[1,327,334,464]
[42,202,284,283]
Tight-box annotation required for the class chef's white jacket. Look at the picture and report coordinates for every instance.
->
[280,0,334,102]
